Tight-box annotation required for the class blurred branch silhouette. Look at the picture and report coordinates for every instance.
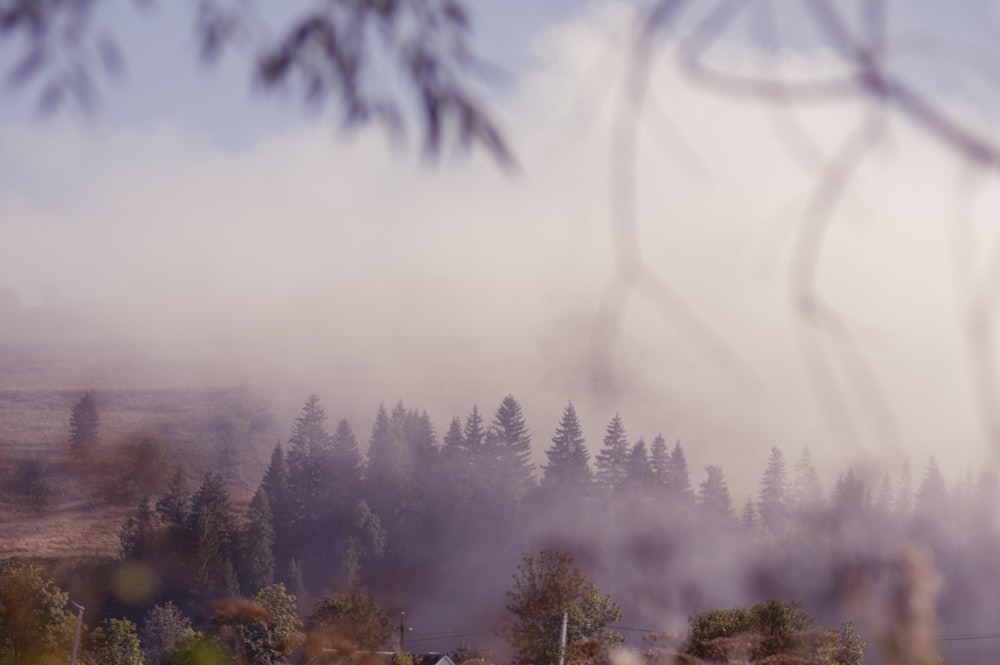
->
[592,0,1000,453]
[0,0,512,165]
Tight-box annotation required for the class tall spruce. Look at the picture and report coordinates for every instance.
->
[914,458,948,526]
[542,403,591,491]
[238,487,275,594]
[698,465,735,521]
[488,395,536,502]
[649,434,671,489]
[287,395,335,528]
[625,439,652,491]
[187,472,239,598]
[595,414,630,495]
[665,442,694,503]
[758,447,789,533]
[792,446,825,514]
[68,392,100,450]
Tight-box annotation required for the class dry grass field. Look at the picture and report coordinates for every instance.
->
[0,331,282,559]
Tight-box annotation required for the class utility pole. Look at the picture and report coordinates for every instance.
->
[69,601,84,665]
[558,610,568,665]
[396,611,412,650]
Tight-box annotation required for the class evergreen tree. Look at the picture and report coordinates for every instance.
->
[234,583,301,665]
[791,446,824,513]
[625,439,652,491]
[595,414,630,495]
[156,467,192,527]
[542,403,591,491]
[287,395,335,528]
[91,618,143,665]
[488,395,536,502]
[120,496,162,559]
[895,460,913,522]
[741,495,757,529]
[649,434,671,489]
[832,468,866,518]
[187,472,239,598]
[261,444,293,573]
[443,417,465,454]
[69,392,100,450]
[914,458,948,526]
[665,442,694,503]
[367,403,405,487]
[140,602,194,665]
[758,447,789,533]
[873,472,894,521]
[238,487,275,594]
[331,418,363,494]
[464,405,486,451]
[698,465,735,521]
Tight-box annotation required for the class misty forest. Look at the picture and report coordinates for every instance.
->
[0,388,995,665]
[9,0,1000,665]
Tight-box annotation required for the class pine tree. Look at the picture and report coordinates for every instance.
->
[832,468,866,517]
[625,439,652,491]
[156,467,192,527]
[187,472,239,598]
[542,403,591,491]
[331,419,362,488]
[367,403,405,486]
[261,444,293,573]
[488,395,536,502]
[665,442,694,503]
[595,414,630,495]
[464,405,486,451]
[68,392,99,450]
[791,446,824,513]
[649,434,670,489]
[758,447,788,533]
[287,395,335,527]
[914,458,948,525]
[741,495,757,529]
[895,460,914,522]
[873,472,893,520]
[238,487,275,594]
[140,602,194,665]
[698,465,735,521]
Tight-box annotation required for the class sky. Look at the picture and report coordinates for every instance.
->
[4,0,1000,498]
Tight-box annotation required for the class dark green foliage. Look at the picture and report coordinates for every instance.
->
[595,414,629,494]
[91,617,143,665]
[698,465,735,521]
[666,442,694,503]
[162,633,228,665]
[156,467,192,527]
[221,584,301,665]
[0,560,74,664]
[140,602,195,665]
[238,487,275,594]
[649,434,670,488]
[685,600,863,665]
[504,550,622,665]
[308,591,392,650]
[488,394,536,504]
[626,438,652,491]
[120,495,163,559]
[187,472,239,598]
[543,402,591,491]
[69,392,99,449]
[464,405,486,450]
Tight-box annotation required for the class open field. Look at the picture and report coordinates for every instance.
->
[0,334,282,558]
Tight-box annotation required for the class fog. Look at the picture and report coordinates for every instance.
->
[7,3,1000,663]
[3,1,993,496]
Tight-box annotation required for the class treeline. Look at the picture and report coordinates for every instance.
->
[6,391,1000,663]
[109,394,1000,632]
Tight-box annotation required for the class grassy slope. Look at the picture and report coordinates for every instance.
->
[0,335,281,559]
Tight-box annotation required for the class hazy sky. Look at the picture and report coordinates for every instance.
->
[4,1,1000,497]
